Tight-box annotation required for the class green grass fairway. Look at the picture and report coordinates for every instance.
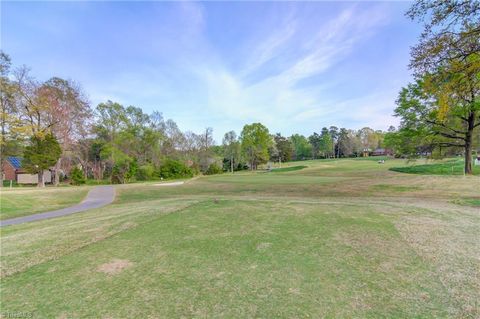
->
[269,165,307,172]
[390,158,480,175]
[1,158,479,318]
[0,187,90,220]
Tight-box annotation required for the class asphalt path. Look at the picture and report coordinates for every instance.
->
[0,186,115,227]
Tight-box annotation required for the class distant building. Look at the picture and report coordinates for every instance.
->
[2,156,52,184]
[362,148,371,157]
[3,156,18,181]
[372,148,393,156]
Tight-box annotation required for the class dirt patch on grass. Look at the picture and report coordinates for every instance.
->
[336,231,395,253]
[333,229,415,274]
[97,259,133,275]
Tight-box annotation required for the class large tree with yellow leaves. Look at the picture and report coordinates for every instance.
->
[396,0,480,174]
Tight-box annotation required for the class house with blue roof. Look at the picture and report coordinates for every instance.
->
[3,156,52,184]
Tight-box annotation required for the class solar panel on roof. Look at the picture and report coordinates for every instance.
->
[7,156,22,169]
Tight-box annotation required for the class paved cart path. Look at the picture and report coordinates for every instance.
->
[154,181,185,186]
[0,186,115,227]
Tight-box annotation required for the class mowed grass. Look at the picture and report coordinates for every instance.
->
[390,158,480,175]
[0,187,90,220]
[269,165,307,173]
[1,158,479,318]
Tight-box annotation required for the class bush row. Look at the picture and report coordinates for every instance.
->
[136,160,223,181]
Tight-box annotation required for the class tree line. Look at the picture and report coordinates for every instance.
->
[0,56,391,187]
[1,0,479,187]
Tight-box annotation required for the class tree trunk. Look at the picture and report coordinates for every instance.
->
[53,158,61,186]
[0,161,3,188]
[464,111,475,175]
[1,105,5,188]
[38,170,45,187]
[231,156,233,173]
[465,144,472,175]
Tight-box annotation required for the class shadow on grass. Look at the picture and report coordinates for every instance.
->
[269,165,308,173]
[390,159,479,176]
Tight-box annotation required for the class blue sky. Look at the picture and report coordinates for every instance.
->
[2,1,421,141]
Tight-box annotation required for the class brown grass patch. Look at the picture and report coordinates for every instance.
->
[97,259,133,275]
[395,213,480,318]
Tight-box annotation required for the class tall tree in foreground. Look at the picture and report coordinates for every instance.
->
[14,66,57,138]
[23,133,62,187]
[0,51,19,187]
[40,77,92,185]
[240,123,271,170]
[405,0,480,174]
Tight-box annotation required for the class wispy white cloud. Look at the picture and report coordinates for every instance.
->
[6,1,411,141]
[192,3,392,136]
[293,90,399,129]
[240,19,297,77]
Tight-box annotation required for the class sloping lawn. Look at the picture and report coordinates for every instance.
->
[0,200,461,318]
[390,158,480,175]
[0,187,90,220]
[269,165,307,173]
[1,158,479,318]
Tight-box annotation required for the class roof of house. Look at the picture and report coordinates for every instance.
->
[6,156,22,169]
[373,148,392,153]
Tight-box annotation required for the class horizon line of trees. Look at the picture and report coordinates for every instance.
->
[1,51,397,187]
[1,45,478,188]
[1,1,479,186]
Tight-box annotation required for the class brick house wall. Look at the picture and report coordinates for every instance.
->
[2,160,16,181]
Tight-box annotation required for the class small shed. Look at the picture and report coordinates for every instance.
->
[372,148,393,156]
[3,156,19,180]
[2,156,52,184]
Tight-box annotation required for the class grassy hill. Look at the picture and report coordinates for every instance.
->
[1,158,479,318]
[390,158,480,175]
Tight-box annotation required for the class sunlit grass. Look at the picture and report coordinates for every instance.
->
[1,157,479,317]
[0,187,90,220]
[390,158,479,175]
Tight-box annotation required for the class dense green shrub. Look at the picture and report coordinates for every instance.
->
[156,159,193,179]
[136,164,155,181]
[70,167,86,185]
[2,180,18,187]
[205,163,223,175]
[111,158,138,184]
[189,162,201,176]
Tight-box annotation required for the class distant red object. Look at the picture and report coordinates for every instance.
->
[372,148,393,156]
[2,159,17,180]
